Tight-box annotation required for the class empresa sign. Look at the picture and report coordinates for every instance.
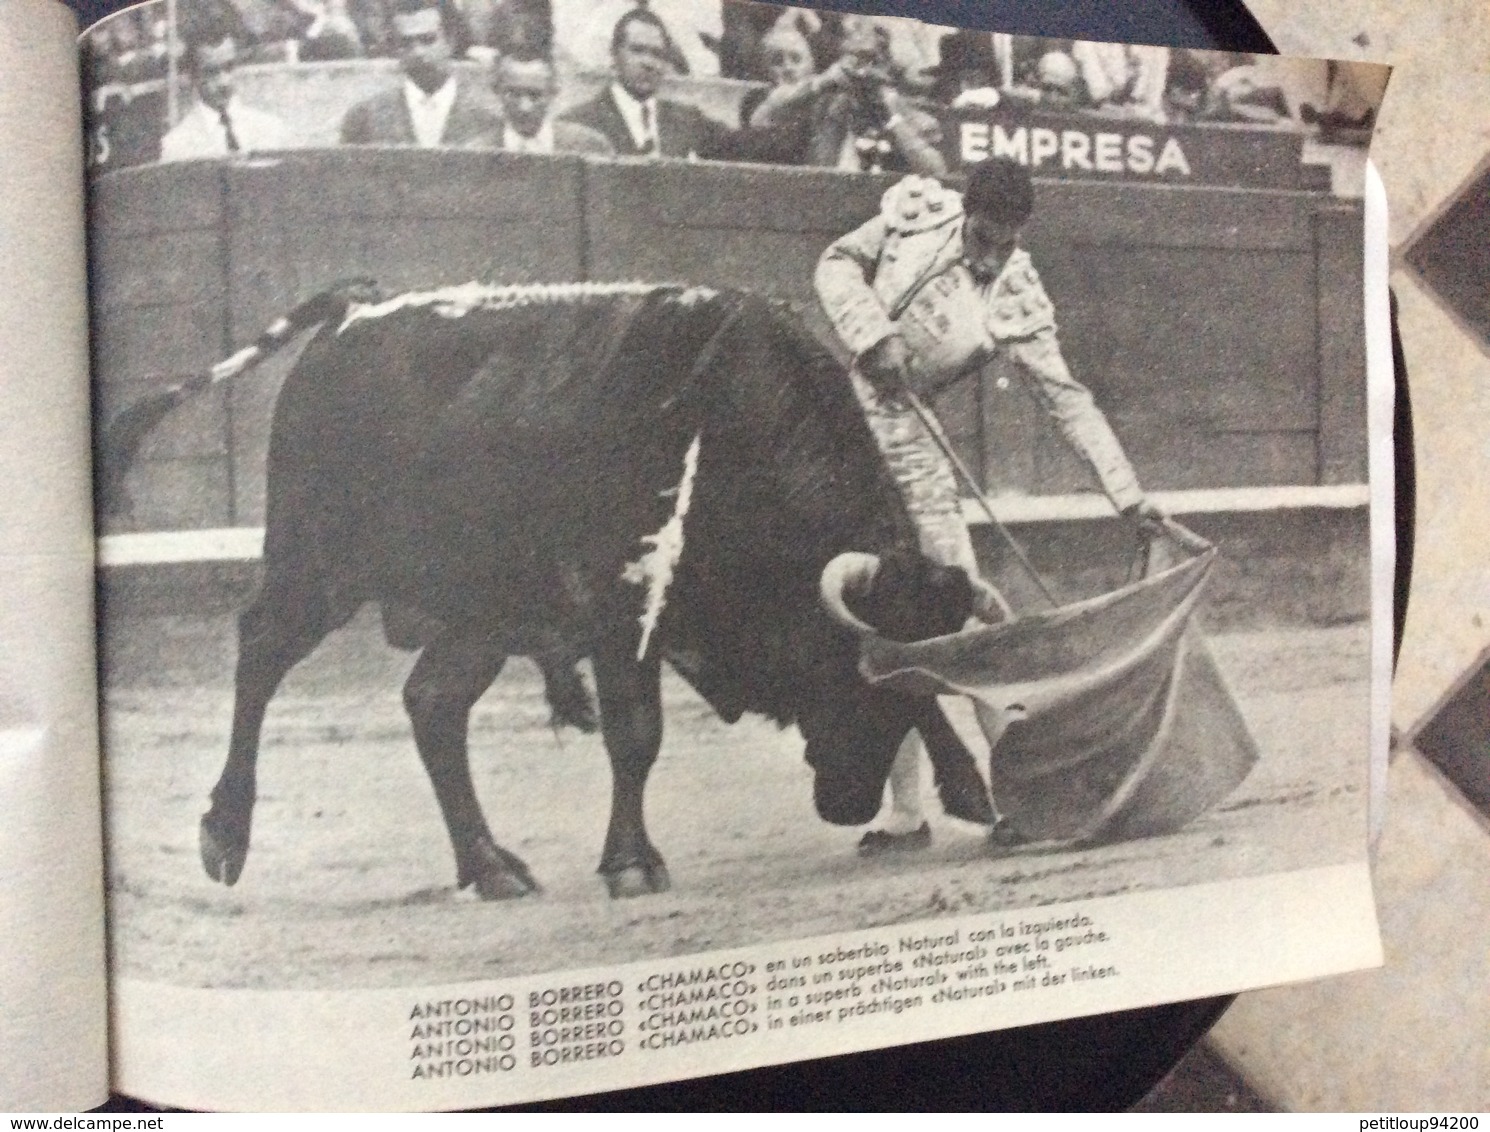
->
[943,107,1330,191]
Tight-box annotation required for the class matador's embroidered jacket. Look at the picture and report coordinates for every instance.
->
[813,175,1145,511]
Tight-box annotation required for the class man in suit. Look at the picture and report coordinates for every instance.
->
[339,0,501,148]
[159,32,291,161]
[559,6,730,160]
[1070,40,1171,123]
[492,51,613,156]
[730,16,945,174]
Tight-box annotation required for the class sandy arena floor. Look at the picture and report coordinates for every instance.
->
[101,610,1370,989]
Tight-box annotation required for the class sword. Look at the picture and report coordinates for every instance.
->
[903,391,1212,607]
[903,390,1061,609]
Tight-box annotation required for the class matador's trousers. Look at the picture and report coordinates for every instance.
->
[849,367,981,580]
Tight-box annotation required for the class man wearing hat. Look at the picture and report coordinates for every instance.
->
[929,29,1005,110]
[814,156,1162,852]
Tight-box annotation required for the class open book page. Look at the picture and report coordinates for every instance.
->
[89,0,1387,1110]
[0,0,109,1113]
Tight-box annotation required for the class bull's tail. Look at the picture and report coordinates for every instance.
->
[98,278,383,515]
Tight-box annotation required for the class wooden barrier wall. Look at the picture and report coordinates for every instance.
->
[91,150,1365,531]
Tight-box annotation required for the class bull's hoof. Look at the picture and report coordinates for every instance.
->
[467,869,539,901]
[601,861,671,899]
[199,812,249,886]
[458,841,540,901]
[857,822,932,857]
[986,817,1027,855]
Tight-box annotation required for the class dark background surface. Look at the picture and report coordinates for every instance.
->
[1404,160,1490,357]
[1413,654,1490,823]
[67,0,1394,1113]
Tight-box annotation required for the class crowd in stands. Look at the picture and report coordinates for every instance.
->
[84,5,174,91]
[84,0,1381,172]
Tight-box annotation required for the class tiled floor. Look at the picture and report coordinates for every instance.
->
[1414,651,1490,819]
[1209,749,1490,1110]
[1141,0,1490,1113]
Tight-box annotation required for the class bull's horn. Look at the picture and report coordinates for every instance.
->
[819,552,882,636]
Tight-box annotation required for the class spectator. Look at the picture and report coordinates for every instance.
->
[722,16,945,174]
[724,4,846,81]
[1007,34,1065,88]
[279,0,367,59]
[180,0,311,61]
[851,13,949,94]
[552,0,721,78]
[1004,49,1085,112]
[719,17,824,164]
[1301,60,1384,139]
[159,31,291,160]
[808,17,946,175]
[330,0,481,60]
[1163,47,1223,121]
[1070,40,1170,122]
[84,10,167,90]
[560,6,729,159]
[928,29,1002,110]
[1163,50,1292,125]
[337,0,401,58]
[179,0,254,53]
[339,0,500,146]
[717,0,795,81]
[1208,55,1291,124]
[490,51,613,154]
[741,17,816,118]
[457,0,550,60]
[758,15,816,88]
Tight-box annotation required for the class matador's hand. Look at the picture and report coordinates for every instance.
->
[1121,497,1168,540]
[859,335,911,402]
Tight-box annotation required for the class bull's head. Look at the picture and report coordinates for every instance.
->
[799,550,974,825]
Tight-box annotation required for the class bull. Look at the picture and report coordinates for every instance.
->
[107,280,993,900]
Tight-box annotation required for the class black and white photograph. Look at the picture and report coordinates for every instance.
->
[85,0,1387,1106]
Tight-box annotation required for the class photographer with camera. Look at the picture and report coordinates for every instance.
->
[732,15,945,174]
